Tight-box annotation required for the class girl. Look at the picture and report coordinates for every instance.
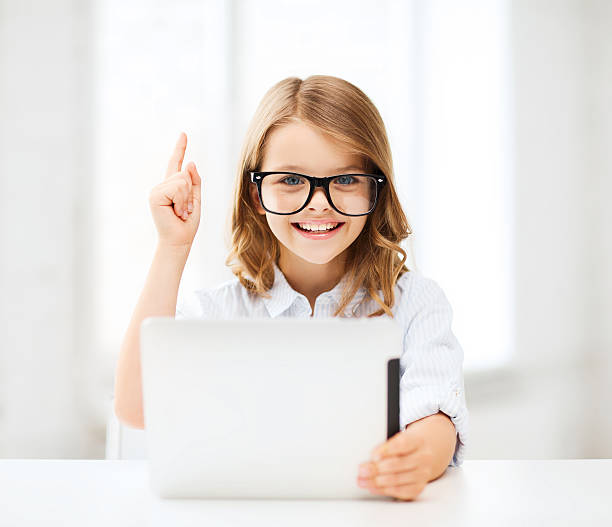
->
[114,75,468,502]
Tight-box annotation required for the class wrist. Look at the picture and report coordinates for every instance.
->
[156,242,192,258]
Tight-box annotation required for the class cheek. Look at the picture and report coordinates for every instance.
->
[348,219,367,239]
[265,215,291,239]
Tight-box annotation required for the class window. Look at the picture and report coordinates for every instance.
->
[94,0,512,372]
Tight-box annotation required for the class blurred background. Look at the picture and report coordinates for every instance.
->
[0,0,610,459]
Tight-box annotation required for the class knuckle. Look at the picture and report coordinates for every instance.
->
[376,473,397,487]
[378,459,394,472]
[172,181,186,195]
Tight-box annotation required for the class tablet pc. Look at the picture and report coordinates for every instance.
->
[140,316,402,499]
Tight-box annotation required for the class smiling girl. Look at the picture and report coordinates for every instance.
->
[114,75,468,501]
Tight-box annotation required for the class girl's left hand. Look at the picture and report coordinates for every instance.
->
[356,425,434,501]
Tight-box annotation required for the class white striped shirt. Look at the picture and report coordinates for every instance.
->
[176,262,468,467]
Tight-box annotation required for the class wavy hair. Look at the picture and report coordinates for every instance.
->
[224,75,413,317]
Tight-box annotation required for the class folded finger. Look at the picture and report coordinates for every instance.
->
[173,183,191,218]
[373,454,419,475]
[373,469,421,488]
[187,161,201,189]
[379,482,425,501]
[161,177,190,217]
[165,172,192,207]
[185,163,198,207]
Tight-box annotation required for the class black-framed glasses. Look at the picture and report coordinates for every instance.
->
[249,171,387,216]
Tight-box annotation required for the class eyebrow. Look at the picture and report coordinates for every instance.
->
[273,164,364,173]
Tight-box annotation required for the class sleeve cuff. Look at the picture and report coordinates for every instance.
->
[399,383,469,468]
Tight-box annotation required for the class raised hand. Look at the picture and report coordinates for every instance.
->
[149,132,202,248]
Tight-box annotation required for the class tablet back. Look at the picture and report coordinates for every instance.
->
[140,316,402,499]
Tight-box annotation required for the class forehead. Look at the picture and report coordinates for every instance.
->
[261,120,364,174]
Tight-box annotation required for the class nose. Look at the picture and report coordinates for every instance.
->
[306,187,331,211]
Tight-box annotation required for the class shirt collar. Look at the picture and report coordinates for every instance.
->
[262,261,368,318]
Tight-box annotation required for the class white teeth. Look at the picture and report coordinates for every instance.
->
[298,222,339,231]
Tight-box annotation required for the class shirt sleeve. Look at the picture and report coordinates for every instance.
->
[398,273,469,468]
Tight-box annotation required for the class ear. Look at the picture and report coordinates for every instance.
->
[249,183,266,215]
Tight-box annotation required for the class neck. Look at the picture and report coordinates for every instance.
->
[278,249,347,312]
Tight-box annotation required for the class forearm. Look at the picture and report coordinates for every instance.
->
[114,243,191,428]
[404,411,456,481]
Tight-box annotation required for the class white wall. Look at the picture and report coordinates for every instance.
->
[585,0,612,455]
[0,0,95,456]
[466,0,612,460]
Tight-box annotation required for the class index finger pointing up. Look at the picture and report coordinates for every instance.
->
[165,132,187,178]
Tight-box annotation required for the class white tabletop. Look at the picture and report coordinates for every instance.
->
[1,459,610,526]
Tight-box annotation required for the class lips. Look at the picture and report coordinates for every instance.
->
[292,222,344,231]
[293,219,343,224]
[290,222,345,239]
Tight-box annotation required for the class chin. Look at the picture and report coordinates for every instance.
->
[276,239,341,264]
[269,221,361,265]
[291,250,342,265]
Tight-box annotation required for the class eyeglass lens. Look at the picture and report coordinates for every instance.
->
[260,173,377,214]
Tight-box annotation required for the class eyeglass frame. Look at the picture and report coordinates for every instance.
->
[248,170,387,217]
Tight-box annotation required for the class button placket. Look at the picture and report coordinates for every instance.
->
[314,295,335,318]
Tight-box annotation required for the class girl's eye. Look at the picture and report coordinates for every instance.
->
[335,175,355,185]
[280,176,304,186]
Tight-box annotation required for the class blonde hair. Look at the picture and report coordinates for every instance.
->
[224,75,413,317]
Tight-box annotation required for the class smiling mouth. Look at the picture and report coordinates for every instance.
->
[291,222,345,233]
